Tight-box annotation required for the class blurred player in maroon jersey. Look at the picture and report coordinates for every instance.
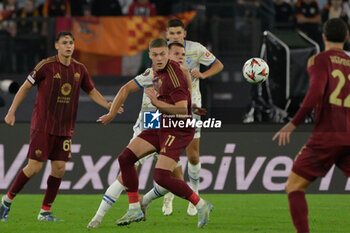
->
[273,18,350,233]
[0,31,111,222]
[98,38,212,228]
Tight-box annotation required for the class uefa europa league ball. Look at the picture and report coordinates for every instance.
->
[242,58,269,84]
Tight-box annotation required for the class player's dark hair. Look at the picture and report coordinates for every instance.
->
[324,18,349,43]
[149,38,168,49]
[55,31,74,42]
[168,42,184,50]
[167,18,185,29]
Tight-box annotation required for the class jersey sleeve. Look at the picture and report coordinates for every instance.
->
[81,65,95,93]
[26,61,46,85]
[291,54,328,126]
[133,68,153,88]
[197,43,217,66]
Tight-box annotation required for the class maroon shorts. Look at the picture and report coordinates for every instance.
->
[292,142,350,181]
[138,128,195,162]
[27,130,72,162]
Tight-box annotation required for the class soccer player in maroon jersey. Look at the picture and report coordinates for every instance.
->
[98,38,212,228]
[0,31,111,222]
[273,18,350,233]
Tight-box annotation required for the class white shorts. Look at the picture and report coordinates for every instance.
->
[130,123,181,168]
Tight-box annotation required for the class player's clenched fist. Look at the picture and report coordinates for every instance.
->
[4,112,15,126]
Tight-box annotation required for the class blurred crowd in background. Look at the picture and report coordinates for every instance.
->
[0,0,349,75]
[1,0,350,123]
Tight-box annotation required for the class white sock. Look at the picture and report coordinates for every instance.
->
[94,179,124,219]
[3,195,13,204]
[142,183,169,206]
[195,198,205,210]
[188,162,201,194]
[129,202,140,209]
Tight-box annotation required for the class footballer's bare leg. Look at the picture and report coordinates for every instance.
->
[37,160,66,221]
[285,171,312,233]
[186,138,200,216]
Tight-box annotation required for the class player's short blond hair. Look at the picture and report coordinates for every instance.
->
[149,38,168,49]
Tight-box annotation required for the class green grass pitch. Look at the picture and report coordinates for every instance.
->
[1,194,350,233]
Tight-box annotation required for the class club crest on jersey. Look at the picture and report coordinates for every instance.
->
[53,73,61,79]
[143,110,161,129]
[35,149,42,157]
[153,76,162,91]
[74,72,80,81]
[61,83,72,96]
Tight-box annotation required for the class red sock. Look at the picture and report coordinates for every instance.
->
[41,175,61,211]
[153,168,194,201]
[288,191,309,233]
[118,147,139,203]
[7,170,30,199]
[188,192,200,205]
[127,191,140,204]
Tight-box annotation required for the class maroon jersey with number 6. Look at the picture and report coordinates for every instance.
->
[292,49,350,145]
[27,56,94,136]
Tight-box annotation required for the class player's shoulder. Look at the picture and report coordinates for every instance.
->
[72,58,87,68]
[308,51,332,68]
[140,67,154,78]
[168,59,181,70]
[34,56,57,71]
[185,40,204,49]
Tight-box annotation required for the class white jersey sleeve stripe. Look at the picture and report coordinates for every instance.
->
[133,78,143,88]
[27,75,35,85]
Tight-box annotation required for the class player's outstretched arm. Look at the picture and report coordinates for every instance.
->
[88,88,111,110]
[97,80,140,125]
[4,80,33,126]
[191,59,224,79]
[272,122,296,146]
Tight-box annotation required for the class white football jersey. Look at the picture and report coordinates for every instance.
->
[132,68,157,133]
[184,40,217,107]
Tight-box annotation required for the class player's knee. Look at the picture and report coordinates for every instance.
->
[153,168,171,187]
[118,148,138,167]
[24,162,43,177]
[51,165,66,177]
[188,156,199,165]
[186,150,199,165]
[285,181,304,194]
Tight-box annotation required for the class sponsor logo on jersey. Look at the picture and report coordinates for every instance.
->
[205,51,211,57]
[143,110,161,129]
[74,73,80,81]
[61,83,72,96]
[54,73,61,79]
